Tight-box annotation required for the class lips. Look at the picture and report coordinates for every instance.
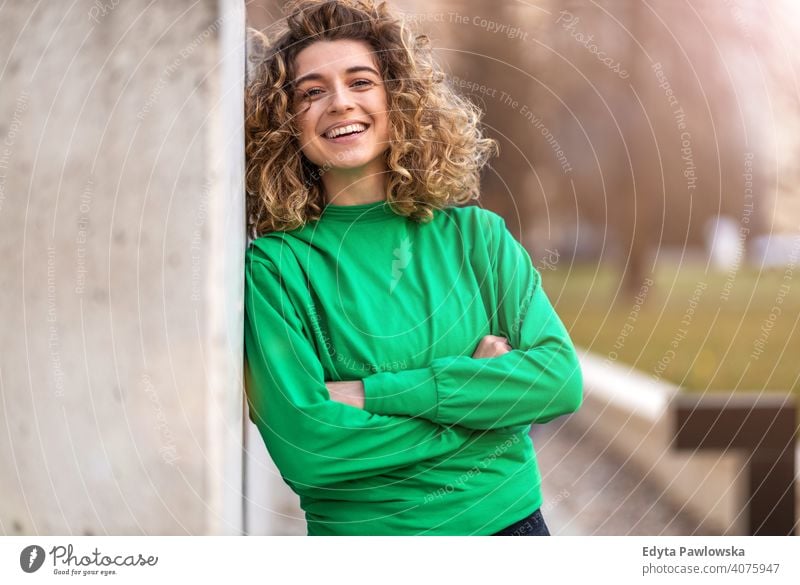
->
[322,124,369,144]
[321,121,370,139]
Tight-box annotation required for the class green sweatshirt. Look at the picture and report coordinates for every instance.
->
[244,200,583,535]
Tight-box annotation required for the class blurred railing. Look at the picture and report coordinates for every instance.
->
[574,352,798,535]
[672,393,796,535]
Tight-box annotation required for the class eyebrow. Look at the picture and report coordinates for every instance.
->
[293,65,381,88]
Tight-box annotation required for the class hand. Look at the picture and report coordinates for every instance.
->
[472,335,513,359]
[325,380,365,409]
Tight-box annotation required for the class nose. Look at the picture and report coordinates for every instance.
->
[326,83,355,114]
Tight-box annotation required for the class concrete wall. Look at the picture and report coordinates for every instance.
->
[0,0,245,535]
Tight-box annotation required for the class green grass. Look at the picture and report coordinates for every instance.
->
[541,260,800,394]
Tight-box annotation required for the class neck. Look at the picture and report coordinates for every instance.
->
[321,161,388,206]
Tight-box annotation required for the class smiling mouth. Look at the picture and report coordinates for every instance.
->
[322,123,370,141]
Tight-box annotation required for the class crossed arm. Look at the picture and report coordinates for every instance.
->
[326,304,582,433]
[326,334,513,409]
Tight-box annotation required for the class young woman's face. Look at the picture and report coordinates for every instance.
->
[291,39,390,174]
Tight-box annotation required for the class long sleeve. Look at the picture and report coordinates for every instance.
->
[362,212,583,430]
[244,251,474,490]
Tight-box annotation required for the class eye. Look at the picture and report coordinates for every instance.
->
[301,87,325,99]
[352,79,374,88]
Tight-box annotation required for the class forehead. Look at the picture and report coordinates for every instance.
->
[293,39,379,79]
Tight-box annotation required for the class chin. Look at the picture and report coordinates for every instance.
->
[330,159,373,170]
[322,153,381,170]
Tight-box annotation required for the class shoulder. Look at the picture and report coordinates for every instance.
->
[245,232,296,269]
[245,231,314,296]
[438,204,508,243]
[440,204,504,228]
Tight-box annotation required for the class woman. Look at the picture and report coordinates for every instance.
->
[244,0,583,536]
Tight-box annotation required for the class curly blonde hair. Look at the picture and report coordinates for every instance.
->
[245,0,498,236]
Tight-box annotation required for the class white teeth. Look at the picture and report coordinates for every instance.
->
[324,123,367,139]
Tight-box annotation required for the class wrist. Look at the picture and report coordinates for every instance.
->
[327,380,365,409]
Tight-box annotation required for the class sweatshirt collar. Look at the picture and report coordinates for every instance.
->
[320,199,399,223]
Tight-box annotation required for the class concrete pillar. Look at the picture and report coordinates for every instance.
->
[0,0,245,535]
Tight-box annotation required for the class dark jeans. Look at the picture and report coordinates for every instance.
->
[491,508,551,536]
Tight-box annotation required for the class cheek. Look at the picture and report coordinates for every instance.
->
[294,105,318,139]
[375,96,390,135]
[298,115,315,140]
[376,112,391,141]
